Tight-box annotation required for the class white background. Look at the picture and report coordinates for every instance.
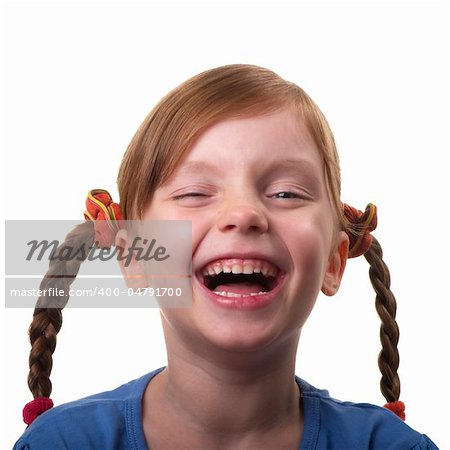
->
[1,1,449,448]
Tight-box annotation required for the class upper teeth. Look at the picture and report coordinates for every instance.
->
[202,259,278,278]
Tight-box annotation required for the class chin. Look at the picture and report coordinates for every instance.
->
[196,313,284,354]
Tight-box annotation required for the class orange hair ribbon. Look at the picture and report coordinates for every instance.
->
[84,189,124,248]
[342,203,377,258]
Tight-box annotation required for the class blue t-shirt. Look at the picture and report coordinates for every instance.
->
[14,367,438,450]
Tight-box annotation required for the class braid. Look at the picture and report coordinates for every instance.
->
[364,236,401,404]
[27,221,95,399]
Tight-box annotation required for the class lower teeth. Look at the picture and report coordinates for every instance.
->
[213,291,267,298]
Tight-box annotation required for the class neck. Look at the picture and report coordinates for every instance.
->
[143,320,303,447]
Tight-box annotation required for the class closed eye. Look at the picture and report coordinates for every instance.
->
[173,192,208,200]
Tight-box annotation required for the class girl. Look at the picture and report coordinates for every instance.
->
[14,64,437,449]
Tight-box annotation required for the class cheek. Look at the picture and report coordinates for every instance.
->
[279,218,331,329]
[286,212,329,250]
[143,203,182,220]
[283,215,331,286]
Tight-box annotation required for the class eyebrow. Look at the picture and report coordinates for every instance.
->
[166,158,323,193]
[174,161,219,175]
[266,159,323,184]
[176,159,321,174]
[272,159,321,174]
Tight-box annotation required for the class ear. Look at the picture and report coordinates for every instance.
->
[115,229,148,290]
[321,230,349,296]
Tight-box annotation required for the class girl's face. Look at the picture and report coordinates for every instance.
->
[143,107,348,353]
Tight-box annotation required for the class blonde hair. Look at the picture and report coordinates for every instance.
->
[117,64,342,225]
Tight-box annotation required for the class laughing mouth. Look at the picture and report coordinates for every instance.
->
[200,259,281,298]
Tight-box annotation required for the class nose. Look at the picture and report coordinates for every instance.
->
[217,196,269,235]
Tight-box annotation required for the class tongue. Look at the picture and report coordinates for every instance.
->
[214,282,266,294]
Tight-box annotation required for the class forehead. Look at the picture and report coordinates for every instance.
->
[177,107,324,176]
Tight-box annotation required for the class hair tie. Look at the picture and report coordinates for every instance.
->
[84,189,125,248]
[342,203,377,258]
[384,400,406,421]
[23,397,54,426]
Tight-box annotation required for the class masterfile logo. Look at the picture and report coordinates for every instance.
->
[5,220,192,308]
